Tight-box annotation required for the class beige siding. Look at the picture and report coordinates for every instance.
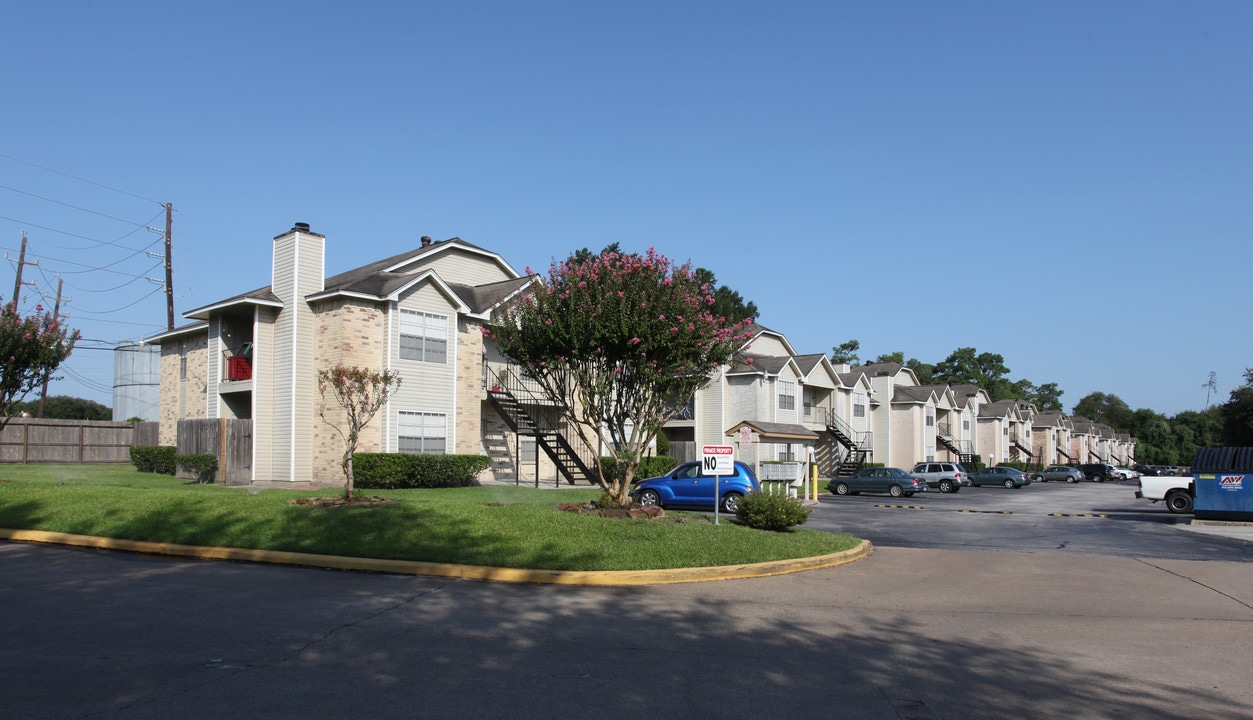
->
[696,370,726,446]
[396,247,514,287]
[252,308,276,484]
[746,334,789,357]
[389,284,459,454]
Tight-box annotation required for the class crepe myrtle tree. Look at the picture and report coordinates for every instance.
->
[0,301,79,430]
[318,365,402,498]
[487,247,754,505]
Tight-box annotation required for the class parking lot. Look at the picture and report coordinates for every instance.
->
[806,478,1253,562]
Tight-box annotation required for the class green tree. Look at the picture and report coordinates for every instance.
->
[933,348,1011,397]
[317,365,402,498]
[0,301,79,430]
[830,339,860,365]
[1221,368,1253,446]
[874,351,905,364]
[694,268,759,324]
[488,247,753,504]
[13,395,109,420]
[1072,392,1134,430]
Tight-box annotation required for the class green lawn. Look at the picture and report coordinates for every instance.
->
[0,465,860,572]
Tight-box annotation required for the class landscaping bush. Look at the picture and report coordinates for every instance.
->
[600,455,678,483]
[1001,461,1029,471]
[354,453,491,489]
[735,492,811,531]
[130,446,176,475]
[176,453,218,483]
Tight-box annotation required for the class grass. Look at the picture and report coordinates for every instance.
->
[0,465,861,572]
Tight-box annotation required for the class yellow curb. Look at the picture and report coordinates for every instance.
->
[0,528,872,586]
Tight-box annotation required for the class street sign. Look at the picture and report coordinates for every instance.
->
[701,444,735,525]
[701,444,734,476]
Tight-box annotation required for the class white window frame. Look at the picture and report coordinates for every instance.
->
[853,392,867,418]
[399,310,448,364]
[778,380,796,411]
[398,411,447,454]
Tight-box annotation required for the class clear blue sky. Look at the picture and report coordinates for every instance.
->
[2,1,1250,418]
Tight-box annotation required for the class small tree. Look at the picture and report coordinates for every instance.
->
[488,247,753,505]
[0,301,79,430]
[317,365,402,498]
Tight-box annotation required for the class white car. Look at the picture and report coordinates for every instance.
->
[1114,467,1140,481]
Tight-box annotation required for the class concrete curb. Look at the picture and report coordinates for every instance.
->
[0,528,873,586]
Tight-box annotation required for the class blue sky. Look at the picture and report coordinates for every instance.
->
[2,1,1249,418]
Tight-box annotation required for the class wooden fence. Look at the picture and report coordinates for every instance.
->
[176,418,253,485]
[0,417,136,464]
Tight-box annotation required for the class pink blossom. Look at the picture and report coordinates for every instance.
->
[670,327,678,333]
[631,337,641,344]
[545,318,553,325]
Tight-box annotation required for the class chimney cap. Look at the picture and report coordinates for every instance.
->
[421,235,432,247]
[293,222,311,232]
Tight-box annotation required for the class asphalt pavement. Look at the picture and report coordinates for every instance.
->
[4,534,1253,719]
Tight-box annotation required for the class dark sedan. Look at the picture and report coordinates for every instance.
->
[968,466,1032,489]
[828,467,928,498]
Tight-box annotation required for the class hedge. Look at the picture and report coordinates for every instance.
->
[353,453,491,489]
[600,455,678,483]
[176,453,219,483]
[130,446,177,475]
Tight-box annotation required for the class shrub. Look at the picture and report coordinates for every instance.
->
[176,453,219,483]
[130,446,176,475]
[735,492,811,531]
[354,453,491,489]
[599,455,678,484]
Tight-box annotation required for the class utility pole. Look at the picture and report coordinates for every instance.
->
[164,202,174,331]
[36,277,67,418]
[10,231,37,305]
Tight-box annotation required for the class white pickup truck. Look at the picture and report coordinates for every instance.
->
[1135,475,1194,514]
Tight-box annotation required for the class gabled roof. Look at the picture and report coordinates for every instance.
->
[1031,410,1069,429]
[724,420,819,442]
[727,354,795,377]
[143,321,209,344]
[183,237,522,322]
[978,399,1021,420]
[893,385,940,404]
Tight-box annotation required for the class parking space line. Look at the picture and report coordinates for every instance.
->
[874,504,924,510]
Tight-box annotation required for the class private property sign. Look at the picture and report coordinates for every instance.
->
[701,445,734,476]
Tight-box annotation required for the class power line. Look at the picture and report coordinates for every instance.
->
[0,213,155,254]
[0,152,164,206]
[0,184,161,229]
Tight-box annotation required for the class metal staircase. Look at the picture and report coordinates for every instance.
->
[825,410,872,477]
[485,365,596,485]
[937,422,975,466]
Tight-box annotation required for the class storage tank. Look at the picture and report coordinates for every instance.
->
[113,341,160,421]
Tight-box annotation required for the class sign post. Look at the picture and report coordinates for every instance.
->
[702,444,735,525]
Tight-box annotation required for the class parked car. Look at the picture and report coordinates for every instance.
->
[968,466,1032,489]
[1113,467,1140,481]
[631,460,760,513]
[1077,463,1117,483]
[909,462,969,493]
[1133,464,1160,477]
[829,467,928,498]
[1032,465,1084,483]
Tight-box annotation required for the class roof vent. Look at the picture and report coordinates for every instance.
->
[421,235,432,247]
[292,222,311,233]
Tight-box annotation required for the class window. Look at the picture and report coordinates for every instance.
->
[399,310,448,363]
[519,434,536,462]
[803,389,815,418]
[399,412,446,454]
[853,392,867,418]
[778,380,796,411]
[926,410,935,427]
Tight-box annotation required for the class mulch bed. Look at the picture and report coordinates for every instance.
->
[557,501,667,520]
[287,495,395,508]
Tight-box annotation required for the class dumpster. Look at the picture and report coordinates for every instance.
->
[1190,447,1253,521]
